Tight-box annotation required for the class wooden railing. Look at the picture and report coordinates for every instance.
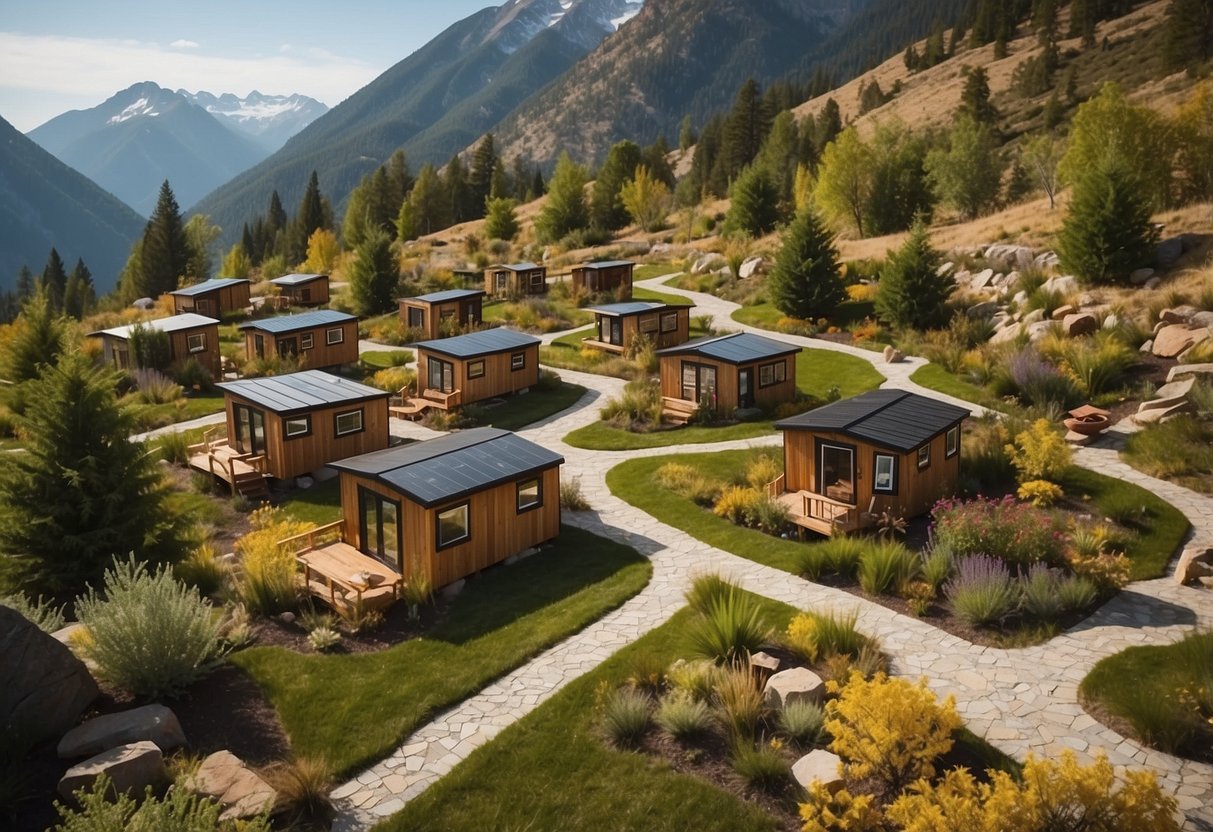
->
[765,474,785,499]
[803,492,858,532]
[277,520,345,557]
[420,388,462,409]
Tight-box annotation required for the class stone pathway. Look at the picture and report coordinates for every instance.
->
[330,276,1213,830]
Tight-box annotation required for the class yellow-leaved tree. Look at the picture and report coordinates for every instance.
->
[302,227,341,274]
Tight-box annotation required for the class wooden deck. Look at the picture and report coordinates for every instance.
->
[188,429,270,499]
[661,396,697,426]
[580,337,625,354]
[771,485,864,537]
[388,385,461,421]
[278,521,403,612]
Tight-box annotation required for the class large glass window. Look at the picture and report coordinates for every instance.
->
[428,357,454,391]
[407,307,425,329]
[358,487,401,570]
[436,503,470,548]
[233,405,266,455]
[517,478,541,513]
[335,409,363,436]
[818,443,855,504]
[759,360,786,387]
[680,362,717,406]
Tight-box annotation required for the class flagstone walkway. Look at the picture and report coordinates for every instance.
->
[330,276,1213,830]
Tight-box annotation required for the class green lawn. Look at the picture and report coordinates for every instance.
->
[634,263,680,282]
[278,477,343,527]
[231,525,651,777]
[123,392,226,432]
[478,382,586,430]
[539,314,714,377]
[732,300,875,331]
[361,350,414,370]
[796,347,884,401]
[910,364,1004,411]
[632,285,692,306]
[1122,415,1213,495]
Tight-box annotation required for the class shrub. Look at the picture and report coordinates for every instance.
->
[778,700,825,747]
[795,544,833,580]
[369,366,416,393]
[75,556,222,698]
[785,609,865,662]
[713,665,766,740]
[654,691,714,740]
[1060,333,1138,398]
[920,545,954,590]
[601,378,663,428]
[174,543,228,597]
[1017,479,1063,506]
[712,485,765,525]
[858,540,919,595]
[336,597,385,634]
[559,476,590,511]
[743,453,782,489]
[825,671,961,791]
[1005,418,1071,484]
[260,758,335,832]
[1067,551,1131,590]
[686,586,770,664]
[945,555,1020,627]
[602,687,650,747]
[903,580,935,616]
[819,536,866,578]
[1057,575,1099,611]
[235,505,309,615]
[996,348,1082,409]
[624,650,666,693]
[307,626,342,651]
[132,367,183,404]
[54,775,271,832]
[730,742,791,791]
[960,415,1015,492]
[0,592,65,633]
[684,573,738,616]
[799,783,881,832]
[173,357,213,392]
[1018,563,1066,622]
[932,495,1064,567]
[157,431,190,465]
[666,658,723,704]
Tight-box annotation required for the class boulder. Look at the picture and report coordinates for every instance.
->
[1193,311,1213,329]
[882,346,905,363]
[953,269,971,286]
[1021,308,1045,325]
[967,300,1000,320]
[1012,290,1028,305]
[1152,325,1211,358]
[792,750,845,794]
[1130,268,1155,285]
[1168,363,1213,383]
[691,255,723,275]
[763,667,825,709]
[936,262,954,278]
[1175,547,1213,586]
[0,605,97,746]
[1144,277,1161,290]
[58,741,167,802]
[984,244,1036,271]
[1140,339,1155,354]
[1160,305,1199,325]
[989,322,1025,344]
[1133,401,1193,425]
[1034,251,1060,269]
[1043,274,1079,295]
[1062,313,1099,337]
[969,268,995,290]
[1027,320,1055,341]
[749,651,781,674]
[1051,304,1075,320]
[58,704,186,759]
[1156,237,1184,267]
[738,256,764,279]
[294,475,314,489]
[186,750,280,821]
[1152,376,1196,403]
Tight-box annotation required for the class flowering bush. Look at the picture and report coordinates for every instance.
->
[1017,479,1063,507]
[799,783,881,832]
[932,496,1064,568]
[1005,418,1072,484]
[944,555,1020,627]
[1067,551,1131,590]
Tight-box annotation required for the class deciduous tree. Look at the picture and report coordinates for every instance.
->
[925,115,1004,220]
[483,197,520,241]
[620,166,671,232]
[535,152,589,244]
[814,128,872,237]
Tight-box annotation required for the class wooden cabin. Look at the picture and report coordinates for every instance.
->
[656,332,799,423]
[571,260,635,296]
[289,427,563,601]
[270,273,330,307]
[239,310,359,368]
[581,301,693,354]
[397,329,541,417]
[168,277,251,317]
[190,370,391,493]
[773,390,970,536]
[398,288,485,339]
[485,262,547,297]
[89,313,222,379]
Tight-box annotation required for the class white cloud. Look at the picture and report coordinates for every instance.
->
[0,32,377,129]
[170,39,200,49]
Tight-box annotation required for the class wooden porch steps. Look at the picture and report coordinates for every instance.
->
[661,396,698,426]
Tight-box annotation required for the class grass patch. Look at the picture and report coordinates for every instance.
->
[232,525,651,778]
[278,478,342,527]
[123,392,226,431]
[732,300,874,331]
[1122,415,1213,494]
[480,382,585,430]
[634,263,680,282]
[565,420,776,450]
[632,285,691,305]
[361,350,414,370]
[1060,467,1190,581]
[796,348,883,401]
[910,363,1004,410]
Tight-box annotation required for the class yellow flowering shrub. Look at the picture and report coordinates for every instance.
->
[786,613,821,662]
[799,783,881,832]
[743,453,782,489]
[712,485,765,525]
[846,283,879,303]
[1017,479,1064,507]
[1005,418,1072,484]
[1067,551,1132,590]
[825,672,961,791]
[235,505,312,614]
[369,366,415,393]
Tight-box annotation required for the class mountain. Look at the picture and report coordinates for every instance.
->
[191,0,643,243]
[0,113,144,293]
[28,82,266,216]
[179,90,328,154]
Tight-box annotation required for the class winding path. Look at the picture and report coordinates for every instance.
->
[330,275,1213,830]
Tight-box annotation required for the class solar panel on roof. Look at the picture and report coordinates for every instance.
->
[775,390,971,452]
[217,370,388,414]
[656,332,798,364]
[238,310,355,333]
[413,328,539,358]
[170,277,249,296]
[585,301,669,316]
[90,313,219,339]
[271,273,327,286]
[410,288,485,303]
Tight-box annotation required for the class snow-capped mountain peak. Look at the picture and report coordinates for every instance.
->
[178,90,328,153]
[107,97,157,124]
[485,0,645,55]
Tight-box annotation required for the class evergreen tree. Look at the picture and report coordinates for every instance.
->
[15,266,34,302]
[1004,159,1034,204]
[268,189,288,237]
[641,136,676,188]
[679,115,696,151]
[1173,82,1213,205]
[348,229,398,316]
[469,134,498,211]
[406,164,449,237]
[858,79,891,115]
[1,289,69,386]
[620,166,671,232]
[689,115,724,197]
[1058,156,1159,285]
[39,248,68,311]
[490,158,511,200]
[948,20,966,55]
[290,171,329,263]
[366,167,398,239]
[1165,0,1213,70]
[723,79,773,181]
[386,149,413,208]
[1034,0,1058,45]
[484,197,520,241]
[875,218,952,329]
[531,166,546,198]
[1042,89,1065,129]
[62,258,94,320]
[445,154,475,224]
[241,223,257,266]
[510,156,533,201]
[139,180,193,298]
[813,98,843,154]
[590,140,643,231]
[925,115,1005,220]
[341,174,374,249]
[924,22,946,66]
[724,165,780,238]
[0,352,189,597]
[904,44,922,72]
[535,152,589,244]
[958,66,999,125]
[755,111,802,205]
[766,202,845,321]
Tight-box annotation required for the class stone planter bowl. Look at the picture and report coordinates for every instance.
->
[1064,413,1110,435]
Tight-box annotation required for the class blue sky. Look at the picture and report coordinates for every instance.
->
[0,0,496,131]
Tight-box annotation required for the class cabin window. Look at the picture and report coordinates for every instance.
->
[300,287,312,304]
[660,312,679,333]
[326,327,345,345]
[680,362,717,407]
[436,503,470,549]
[639,314,658,334]
[468,360,485,380]
[253,333,265,358]
[428,357,454,392]
[818,442,855,504]
[516,477,542,513]
[335,409,363,436]
[233,405,266,455]
[529,272,544,288]
[511,352,526,371]
[195,298,211,314]
[946,425,960,458]
[758,360,786,388]
[407,307,425,329]
[300,333,314,350]
[187,332,206,353]
[873,454,897,493]
[284,415,311,439]
[917,444,930,469]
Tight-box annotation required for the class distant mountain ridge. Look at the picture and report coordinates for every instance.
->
[179,90,328,153]
[0,114,144,293]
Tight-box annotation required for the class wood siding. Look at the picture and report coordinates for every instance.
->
[171,283,250,317]
[398,297,484,339]
[572,264,633,295]
[243,320,359,367]
[658,351,797,412]
[484,266,547,297]
[98,323,222,378]
[280,278,329,306]
[593,307,690,352]
[224,394,390,480]
[338,465,560,587]
[417,343,540,404]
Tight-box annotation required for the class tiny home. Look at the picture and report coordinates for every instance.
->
[656,332,799,421]
[582,301,693,354]
[168,278,251,317]
[90,313,222,378]
[773,389,970,536]
[571,260,635,295]
[407,328,541,412]
[270,273,330,307]
[398,288,486,339]
[485,262,547,297]
[324,427,563,588]
[207,370,391,482]
[239,310,359,368]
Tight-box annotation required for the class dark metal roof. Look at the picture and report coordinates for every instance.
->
[775,389,971,452]
[491,262,542,272]
[586,301,687,317]
[656,332,799,364]
[329,427,563,508]
[576,260,635,270]
[169,277,250,297]
[217,370,388,415]
[406,288,486,304]
[238,309,356,334]
[271,273,327,286]
[414,327,539,359]
[90,313,219,339]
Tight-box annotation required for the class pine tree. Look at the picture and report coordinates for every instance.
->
[755,111,802,205]
[724,165,780,238]
[641,137,676,188]
[469,133,498,212]
[924,23,946,66]
[904,44,921,72]
[723,79,773,181]
[62,258,94,320]
[445,155,474,225]
[679,115,696,151]
[1058,156,1159,285]
[39,248,68,312]
[183,214,220,282]
[348,229,398,316]
[1,289,69,386]
[535,152,589,244]
[958,66,999,125]
[139,181,194,298]
[1165,0,1213,70]
[406,164,449,236]
[813,98,843,154]
[766,202,845,321]
[341,174,374,249]
[484,197,520,241]
[386,149,413,208]
[590,140,643,231]
[876,220,950,329]
[0,352,189,597]
[15,266,34,301]
[290,171,328,263]
[531,166,546,198]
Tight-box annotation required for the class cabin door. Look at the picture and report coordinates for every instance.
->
[358,487,402,571]
[680,362,717,408]
[817,443,856,505]
[233,405,266,455]
[427,357,454,392]
[278,337,299,358]
[738,368,754,408]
